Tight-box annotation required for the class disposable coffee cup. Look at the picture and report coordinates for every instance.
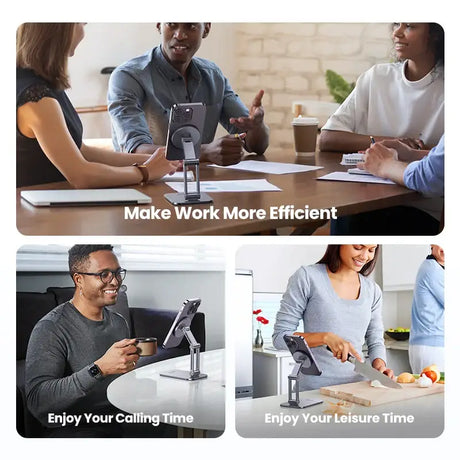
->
[135,337,157,356]
[292,116,319,157]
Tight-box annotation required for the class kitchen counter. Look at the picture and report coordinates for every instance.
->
[256,338,409,355]
[384,338,409,350]
[236,386,443,438]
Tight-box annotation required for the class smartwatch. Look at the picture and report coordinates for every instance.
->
[132,163,149,185]
[88,363,103,380]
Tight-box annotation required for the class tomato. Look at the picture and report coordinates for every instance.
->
[421,370,437,383]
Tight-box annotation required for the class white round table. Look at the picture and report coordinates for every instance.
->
[107,349,225,435]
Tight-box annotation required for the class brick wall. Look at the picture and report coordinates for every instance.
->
[234,23,394,151]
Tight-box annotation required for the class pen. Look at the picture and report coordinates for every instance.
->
[370,136,376,144]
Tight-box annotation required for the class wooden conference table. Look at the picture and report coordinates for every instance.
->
[16,149,419,236]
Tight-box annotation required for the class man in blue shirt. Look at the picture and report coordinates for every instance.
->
[108,23,269,166]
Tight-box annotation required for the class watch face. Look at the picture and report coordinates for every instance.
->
[89,364,100,377]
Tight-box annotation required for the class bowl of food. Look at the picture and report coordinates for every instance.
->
[385,328,410,341]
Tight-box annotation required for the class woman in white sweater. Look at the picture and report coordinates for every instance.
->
[320,23,444,153]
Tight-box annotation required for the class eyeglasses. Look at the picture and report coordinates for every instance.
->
[76,268,127,283]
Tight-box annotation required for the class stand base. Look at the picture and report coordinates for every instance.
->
[280,398,323,409]
[164,192,213,206]
[160,370,208,381]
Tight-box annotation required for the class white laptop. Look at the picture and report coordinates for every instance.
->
[20,189,152,207]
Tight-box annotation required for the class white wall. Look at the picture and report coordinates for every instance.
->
[66,22,391,146]
[17,270,225,350]
[235,244,431,331]
[67,23,236,139]
[236,244,327,293]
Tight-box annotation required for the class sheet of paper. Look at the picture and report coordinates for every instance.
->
[208,160,323,174]
[165,179,281,193]
[317,171,396,185]
[346,167,373,176]
[158,170,194,182]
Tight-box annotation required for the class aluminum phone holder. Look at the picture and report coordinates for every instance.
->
[280,335,323,408]
[160,326,207,381]
[164,131,213,206]
[280,362,323,409]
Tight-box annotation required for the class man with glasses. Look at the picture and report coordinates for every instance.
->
[25,245,139,437]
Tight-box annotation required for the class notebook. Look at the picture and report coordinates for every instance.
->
[340,153,365,165]
[20,189,152,207]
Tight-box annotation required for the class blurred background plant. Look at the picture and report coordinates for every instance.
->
[325,69,355,104]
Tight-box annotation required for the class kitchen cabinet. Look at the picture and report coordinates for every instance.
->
[385,339,411,375]
[381,245,429,291]
[253,348,294,398]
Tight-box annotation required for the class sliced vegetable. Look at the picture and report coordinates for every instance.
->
[421,364,441,383]
[396,372,415,383]
[421,370,437,383]
[417,374,433,387]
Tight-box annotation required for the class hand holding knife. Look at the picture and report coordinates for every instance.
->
[326,346,402,389]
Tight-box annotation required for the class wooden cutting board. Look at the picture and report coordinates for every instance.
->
[320,381,444,406]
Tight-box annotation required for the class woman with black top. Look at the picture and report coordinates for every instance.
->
[16,23,179,188]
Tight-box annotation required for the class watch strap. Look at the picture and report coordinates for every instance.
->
[132,163,149,184]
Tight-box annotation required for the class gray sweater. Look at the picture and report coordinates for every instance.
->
[273,264,386,390]
[25,302,129,427]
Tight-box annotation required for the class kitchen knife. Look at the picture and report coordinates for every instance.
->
[326,346,402,389]
[348,355,402,389]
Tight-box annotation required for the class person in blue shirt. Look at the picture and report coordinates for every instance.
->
[330,135,444,235]
[408,245,444,373]
[108,23,269,166]
[359,134,444,196]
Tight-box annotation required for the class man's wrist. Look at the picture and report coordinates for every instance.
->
[382,159,407,185]
[93,359,107,377]
[88,362,104,380]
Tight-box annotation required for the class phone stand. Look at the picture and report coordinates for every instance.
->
[280,335,323,409]
[160,326,207,381]
[280,362,323,409]
[164,132,213,206]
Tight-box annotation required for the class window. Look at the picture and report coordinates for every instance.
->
[253,292,304,346]
[16,244,225,272]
